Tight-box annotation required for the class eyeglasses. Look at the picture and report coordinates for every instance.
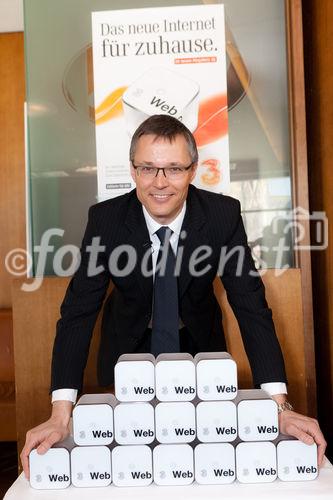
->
[132,162,193,179]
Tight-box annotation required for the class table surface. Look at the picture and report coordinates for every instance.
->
[4,458,333,500]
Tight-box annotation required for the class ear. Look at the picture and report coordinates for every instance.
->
[130,162,136,184]
[189,162,198,182]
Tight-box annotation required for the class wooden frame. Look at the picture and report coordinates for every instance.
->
[285,0,317,414]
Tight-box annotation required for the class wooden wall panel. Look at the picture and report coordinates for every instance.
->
[216,269,307,415]
[0,309,16,441]
[0,32,26,309]
[0,32,25,441]
[12,277,101,457]
[302,0,333,458]
[12,270,307,462]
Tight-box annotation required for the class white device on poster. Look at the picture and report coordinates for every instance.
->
[153,444,194,486]
[155,401,196,443]
[196,400,237,442]
[276,436,318,481]
[236,389,279,441]
[29,437,74,490]
[122,67,200,136]
[114,353,155,402]
[236,441,277,483]
[71,445,112,487]
[72,394,116,445]
[112,445,153,487]
[114,402,155,445]
[195,352,238,401]
[194,443,236,484]
[155,353,196,402]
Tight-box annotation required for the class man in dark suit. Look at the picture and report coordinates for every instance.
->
[21,115,326,477]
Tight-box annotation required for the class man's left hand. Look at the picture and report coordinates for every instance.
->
[278,409,327,466]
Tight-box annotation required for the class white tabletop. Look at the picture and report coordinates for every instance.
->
[4,458,333,499]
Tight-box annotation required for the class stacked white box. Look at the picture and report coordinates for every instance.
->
[71,445,112,487]
[112,354,155,486]
[236,389,279,441]
[195,352,238,400]
[236,441,277,483]
[196,401,237,442]
[155,401,196,443]
[155,353,196,402]
[153,444,194,486]
[194,443,236,484]
[29,436,74,489]
[112,445,153,486]
[114,353,155,402]
[114,402,155,444]
[73,394,116,446]
[30,351,320,489]
[276,435,318,481]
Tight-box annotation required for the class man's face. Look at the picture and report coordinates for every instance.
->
[131,134,197,224]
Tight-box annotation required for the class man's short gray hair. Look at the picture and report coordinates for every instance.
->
[129,114,198,164]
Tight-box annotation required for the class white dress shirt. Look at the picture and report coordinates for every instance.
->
[142,202,187,273]
[52,202,286,404]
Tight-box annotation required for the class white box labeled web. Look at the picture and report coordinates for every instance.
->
[196,401,237,442]
[112,445,153,486]
[237,390,278,441]
[73,394,115,445]
[195,443,236,484]
[114,402,155,444]
[155,401,196,443]
[277,439,318,481]
[236,441,277,483]
[195,352,237,400]
[122,67,200,136]
[29,447,71,490]
[155,354,196,402]
[114,354,155,402]
[153,444,194,486]
[71,446,112,487]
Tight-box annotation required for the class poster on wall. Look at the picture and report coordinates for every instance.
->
[92,4,229,202]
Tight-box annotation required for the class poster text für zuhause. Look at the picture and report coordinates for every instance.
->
[101,36,217,58]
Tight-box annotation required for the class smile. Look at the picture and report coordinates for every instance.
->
[150,194,173,199]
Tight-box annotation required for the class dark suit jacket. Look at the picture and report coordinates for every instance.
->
[51,185,287,391]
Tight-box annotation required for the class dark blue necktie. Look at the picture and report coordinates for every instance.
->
[151,226,180,356]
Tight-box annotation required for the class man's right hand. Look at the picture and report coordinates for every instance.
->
[20,400,73,480]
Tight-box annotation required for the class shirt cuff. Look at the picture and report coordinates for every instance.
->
[52,389,78,404]
[260,382,287,396]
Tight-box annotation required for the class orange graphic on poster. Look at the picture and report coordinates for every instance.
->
[194,93,228,147]
[200,158,221,186]
[95,86,127,125]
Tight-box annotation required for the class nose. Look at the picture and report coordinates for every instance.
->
[153,168,169,188]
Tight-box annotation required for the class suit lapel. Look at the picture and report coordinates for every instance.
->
[178,186,206,298]
[125,192,153,304]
